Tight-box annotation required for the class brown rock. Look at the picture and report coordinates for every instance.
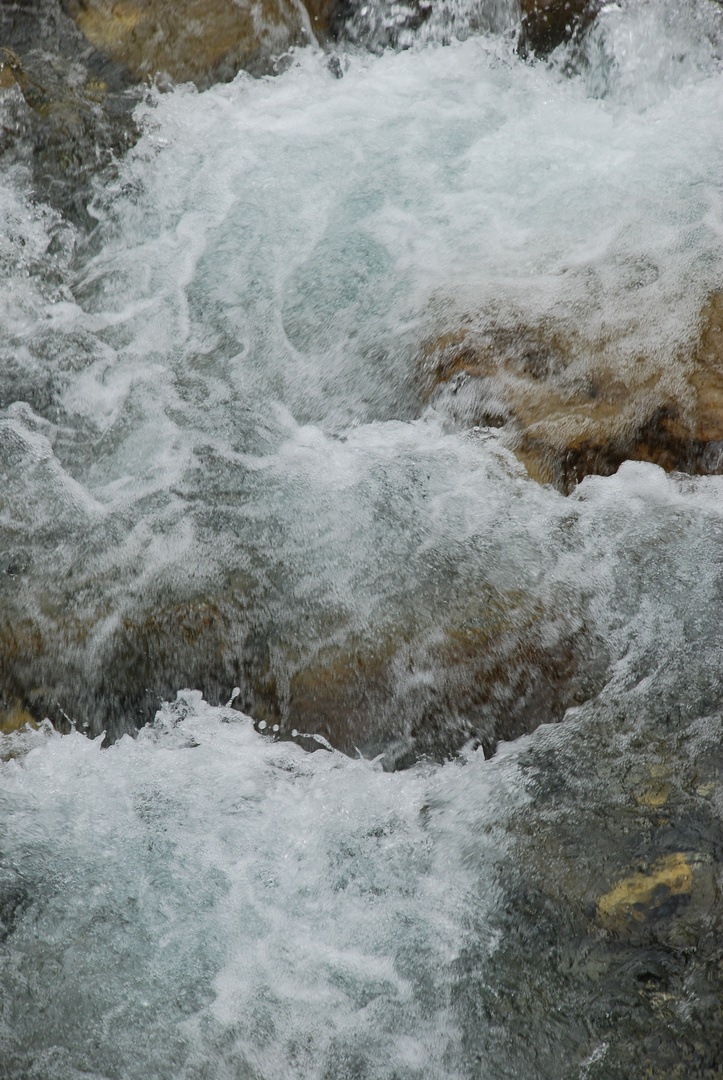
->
[0,703,37,734]
[66,0,325,86]
[286,589,607,767]
[0,49,22,90]
[0,576,606,766]
[421,294,723,494]
[304,0,339,33]
[692,291,723,440]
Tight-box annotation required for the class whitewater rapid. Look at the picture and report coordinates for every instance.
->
[2,1,723,1075]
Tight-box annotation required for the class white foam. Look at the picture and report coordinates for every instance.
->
[0,693,522,1078]
[0,16,720,644]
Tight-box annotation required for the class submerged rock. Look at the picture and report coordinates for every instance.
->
[421,293,723,494]
[0,702,36,735]
[285,591,607,766]
[0,578,607,768]
[454,692,723,1079]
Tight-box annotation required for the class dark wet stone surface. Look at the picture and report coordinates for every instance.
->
[0,578,609,769]
[451,691,723,1079]
[518,0,601,59]
[0,0,140,226]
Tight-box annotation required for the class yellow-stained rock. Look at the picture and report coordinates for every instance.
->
[696,781,718,798]
[635,783,670,809]
[0,48,23,90]
[634,763,671,808]
[0,63,17,89]
[0,704,37,734]
[67,0,325,86]
[75,0,143,45]
[597,853,693,925]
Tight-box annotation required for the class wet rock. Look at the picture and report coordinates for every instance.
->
[518,0,600,58]
[307,0,343,34]
[0,1,140,225]
[0,593,245,741]
[0,702,36,734]
[286,591,607,767]
[329,0,434,54]
[0,0,342,226]
[453,696,723,1079]
[597,852,693,927]
[421,294,723,493]
[0,579,607,767]
[66,0,323,86]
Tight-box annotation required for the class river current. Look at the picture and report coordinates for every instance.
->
[2,1,723,1076]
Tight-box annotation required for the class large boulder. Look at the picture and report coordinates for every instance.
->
[65,0,334,85]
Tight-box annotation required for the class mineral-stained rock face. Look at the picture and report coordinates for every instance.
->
[66,0,324,85]
[421,293,723,494]
[454,693,723,1079]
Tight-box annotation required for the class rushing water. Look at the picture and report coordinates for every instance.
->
[2,1,723,1076]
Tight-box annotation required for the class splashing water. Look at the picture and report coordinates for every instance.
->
[2,1,723,1075]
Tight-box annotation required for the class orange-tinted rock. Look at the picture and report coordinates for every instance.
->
[0,49,22,90]
[518,0,599,58]
[421,295,723,494]
[67,0,332,86]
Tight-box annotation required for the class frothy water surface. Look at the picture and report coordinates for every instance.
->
[3,3,723,735]
[2,1,723,1074]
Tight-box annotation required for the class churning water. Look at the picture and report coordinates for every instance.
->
[2,0,723,1076]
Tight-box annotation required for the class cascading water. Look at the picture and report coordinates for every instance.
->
[2,0,723,1076]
